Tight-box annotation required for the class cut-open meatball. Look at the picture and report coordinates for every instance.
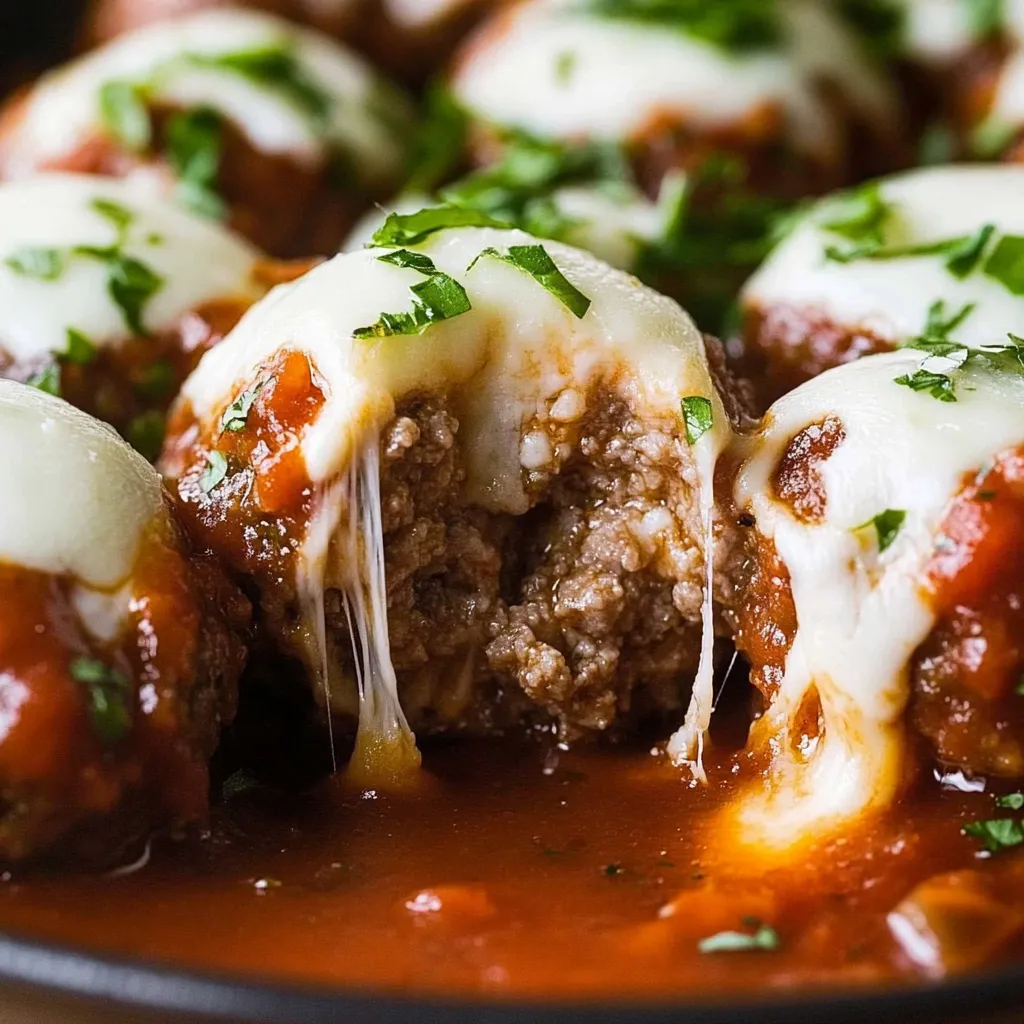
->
[83,0,495,83]
[739,164,1024,402]
[439,0,906,328]
[726,346,1024,852]
[160,214,744,787]
[0,380,248,863]
[0,173,276,457]
[0,8,413,258]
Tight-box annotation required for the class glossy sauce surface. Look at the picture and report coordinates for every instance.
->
[1,731,1023,1000]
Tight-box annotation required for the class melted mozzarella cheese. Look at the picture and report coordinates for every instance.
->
[451,0,897,164]
[180,225,730,782]
[0,8,409,178]
[744,165,1024,349]
[731,350,1024,848]
[0,174,260,363]
[342,178,680,273]
[0,379,165,591]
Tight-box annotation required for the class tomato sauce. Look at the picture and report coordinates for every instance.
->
[1,727,1023,999]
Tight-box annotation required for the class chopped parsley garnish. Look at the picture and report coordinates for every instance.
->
[355,250,472,339]
[983,234,1024,295]
[1016,675,1024,695]
[997,793,1024,810]
[946,224,996,279]
[5,199,165,335]
[963,817,1024,853]
[70,655,132,745]
[99,79,152,152]
[127,409,165,462]
[821,182,891,251]
[965,0,1006,37]
[579,0,783,52]
[698,920,780,954]
[64,327,97,365]
[185,44,332,126]
[5,247,67,280]
[166,106,226,220]
[440,132,631,243]
[681,396,714,445]
[555,50,578,83]
[220,381,264,432]
[199,450,229,493]
[26,362,61,396]
[372,205,507,248]
[468,244,591,318]
[404,85,469,195]
[856,508,906,553]
[894,302,1024,401]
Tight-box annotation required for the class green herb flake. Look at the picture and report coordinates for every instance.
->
[187,44,332,126]
[26,362,61,397]
[199,450,229,493]
[821,182,891,247]
[469,244,591,318]
[681,396,714,445]
[555,50,578,83]
[98,79,152,152]
[996,793,1024,810]
[69,655,132,745]
[5,247,67,280]
[220,381,264,432]
[893,367,957,402]
[91,197,135,235]
[581,0,783,52]
[372,205,507,248]
[965,0,1006,37]
[355,251,472,339]
[404,85,468,195]
[1016,675,1024,696]
[698,921,780,955]
[105,253,164,336]
[983,234,1024,295]
[136,359,175,402]
[127,409,165,462]
[166,106,226,220]
[963,817,1024,853]
[945,223,996,279]
[64,327,97,365]
[855,508,906,553]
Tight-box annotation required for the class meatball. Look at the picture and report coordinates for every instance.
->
[0,380,248,863]
[727,347,1024,851]
[0,173,277,458]
[0,8,414,258]
[739,164,1024,403]
[82,0,495,83]
[160,213,745,788]
[438,0,907,328]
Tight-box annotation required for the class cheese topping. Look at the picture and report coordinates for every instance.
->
[0,173,260,363]
[451,0,898,164]
[179,225,730,782]
[744,165,1024,349]
[0,8,409,178]
[0,380,165,592]
[731,350,1024,847]
[890,0,978,62]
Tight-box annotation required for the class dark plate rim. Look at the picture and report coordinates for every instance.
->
[1,928,1024,1023]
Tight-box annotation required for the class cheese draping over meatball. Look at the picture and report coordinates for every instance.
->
[728,348,1024,850]
[450,0,898,168]
[163,221,735,786]
[0,8,407,178]
[0,174,261,364]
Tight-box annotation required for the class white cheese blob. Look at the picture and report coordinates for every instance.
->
[0,379,166,590]
[0,173,261,363]
[744,165,1024,350]
[730,350,1024,849]
[178,225,730,782]
[890,0,979,63]
[0,7,410,179]
[451,0,898,165]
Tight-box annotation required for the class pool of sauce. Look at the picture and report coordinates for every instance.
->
[1,729,1023,1002]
